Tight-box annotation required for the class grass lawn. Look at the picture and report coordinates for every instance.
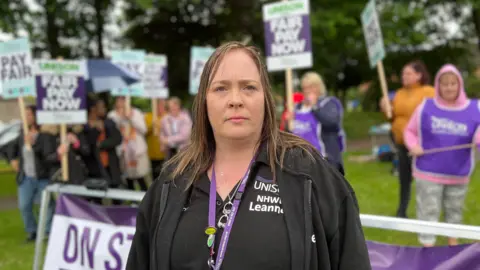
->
[0,151,480,269]
[343,111,385,140]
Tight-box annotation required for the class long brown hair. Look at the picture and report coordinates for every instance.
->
[165,41,313,187]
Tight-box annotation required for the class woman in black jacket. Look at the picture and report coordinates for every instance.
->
[82,96,123,203]
[7,105,55,242]
[126,42,370,270]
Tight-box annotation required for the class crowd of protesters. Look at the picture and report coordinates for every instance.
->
[6,95,192,242]
[5,58,479,250]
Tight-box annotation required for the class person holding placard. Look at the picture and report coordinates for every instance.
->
[41,124,90,184]
[7,105,55,242]
[159,97,192,159]
[379,60,435,218]
[108,97,150,191]
[404,64,480,246]
[286,72,346,175]
[126,41,370,270]
[145,99,167,180]
[83,96,123,203]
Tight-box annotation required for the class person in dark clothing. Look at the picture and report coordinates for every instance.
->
[83,97,123,204]
[7,105,55,242]
[41,125,90,184]
[126,42,370,270]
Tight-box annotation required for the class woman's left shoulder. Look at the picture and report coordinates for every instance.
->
[282,145,353,197]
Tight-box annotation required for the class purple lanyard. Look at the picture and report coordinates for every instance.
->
[206,159,254,270]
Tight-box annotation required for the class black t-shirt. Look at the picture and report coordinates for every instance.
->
[171,166,291,270]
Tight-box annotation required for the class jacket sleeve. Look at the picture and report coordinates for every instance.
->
[130,109,147,136]
[403,108,422,150]
[98,120,122,150]
[126,171,166,270]
[311,99,341,130]
[71,132,91,157]
[7,134,21,162]
[330,192,371,270]
[307,150,371,270]
[42,134,61,165]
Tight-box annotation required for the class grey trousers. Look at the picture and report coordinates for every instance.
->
[416,179,468,245]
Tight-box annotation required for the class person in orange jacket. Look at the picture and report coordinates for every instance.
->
[379,60,435,218]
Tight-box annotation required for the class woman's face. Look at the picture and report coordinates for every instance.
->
[438,72,460,102]
[25,108,35,126]
[301,83,319,105]
[96,100,106,117]
[206,49,265,142]
[402,65,422,87]
[168,101,180,116]
[115,97,125,111]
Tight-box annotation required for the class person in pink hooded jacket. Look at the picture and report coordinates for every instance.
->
[404,64,480,247]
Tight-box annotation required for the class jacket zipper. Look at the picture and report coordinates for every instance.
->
[303,177,313,270]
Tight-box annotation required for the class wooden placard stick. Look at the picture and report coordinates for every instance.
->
[57,56,69,182]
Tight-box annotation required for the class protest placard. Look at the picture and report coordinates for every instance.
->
[189,46,215,95]
[35,60,87,125]
[262,0,312,72]
[111,50,145,97]
[361,0,385,68]
[0,38,35,99]
[361,0,391,118]
[144,54,168,98]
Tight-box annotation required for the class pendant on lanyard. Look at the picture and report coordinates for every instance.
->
[205,158,255,270]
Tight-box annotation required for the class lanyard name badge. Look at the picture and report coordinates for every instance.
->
[205,159,255,270]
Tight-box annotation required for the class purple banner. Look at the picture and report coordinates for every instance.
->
[48,195,480,270]
[368,241,480,270]
[55,195,138,227]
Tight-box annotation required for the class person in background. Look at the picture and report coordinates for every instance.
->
[96,98,108,119]
[404,64,480,246]
[286,72,346,175]
[160,97,192,159]
[42,125,90,185]
[380,60,435,218]
[279,92,303,131]
[108,97,150,191]
[84,97,123,204]
[144,99,167,181]
[7,105,54,242]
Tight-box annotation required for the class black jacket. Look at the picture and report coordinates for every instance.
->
[7,129,51,184]
[42,126,91,184]
[83,119,123,187]
[126,145,371,270]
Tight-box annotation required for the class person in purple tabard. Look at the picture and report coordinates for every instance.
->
[290,92,326,157]
[286,72,346,175]
[404,64,480,247]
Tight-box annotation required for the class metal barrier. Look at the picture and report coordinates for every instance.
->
[33,183,480,270]
[32,183,146,270]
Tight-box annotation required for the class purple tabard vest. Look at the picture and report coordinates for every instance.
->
[415,99,480,177]
[292,109,326,156]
